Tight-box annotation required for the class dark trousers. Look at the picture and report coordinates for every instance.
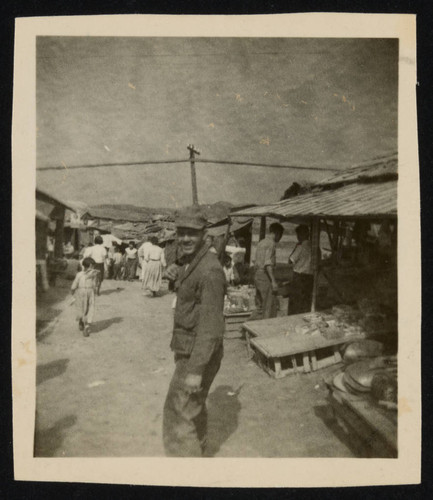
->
[163,344,223,457]
[288,272,314,315]
[112,263,122,280]
[254,269,278,319]
[125,259,137,280]
[94,263,105,293]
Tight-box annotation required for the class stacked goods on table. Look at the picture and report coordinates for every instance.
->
[334,353,398,408]
[294,299,397,342]
[224,285,256,314]
[325,339,397,457]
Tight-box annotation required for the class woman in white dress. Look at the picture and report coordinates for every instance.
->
[142,236,166,296]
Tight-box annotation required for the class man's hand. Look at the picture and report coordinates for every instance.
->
[165,263,180,281]
[271,280,279,294]
[183,373,202,394]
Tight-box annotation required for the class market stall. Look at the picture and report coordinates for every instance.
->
[231,154,398,455]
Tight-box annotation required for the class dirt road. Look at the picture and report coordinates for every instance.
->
[35,279,356,457]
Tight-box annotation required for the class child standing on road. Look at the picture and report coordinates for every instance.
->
[71,257,98,337]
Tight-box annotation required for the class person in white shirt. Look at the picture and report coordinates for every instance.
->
[138,237,153,287]
[83,235,107,295]
[222,253,235,285]
[288,224,314,315]
[142,236,166,296]
[124,241,138,281]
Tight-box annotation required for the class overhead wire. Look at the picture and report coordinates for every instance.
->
[36,158,340,172]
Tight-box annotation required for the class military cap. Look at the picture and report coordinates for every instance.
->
[175,206,208,230]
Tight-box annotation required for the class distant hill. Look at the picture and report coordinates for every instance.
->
[89,204,174,222]
[89,201,235,224]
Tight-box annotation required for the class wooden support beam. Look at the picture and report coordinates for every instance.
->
[259,216,267,241]
[219,216,232,263]
[54,207,65,258]
[310,218,321,312]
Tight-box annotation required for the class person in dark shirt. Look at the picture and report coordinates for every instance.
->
[162,206,226,457]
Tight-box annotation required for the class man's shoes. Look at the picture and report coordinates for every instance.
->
[78,319,84,331]
[83,325,90,337]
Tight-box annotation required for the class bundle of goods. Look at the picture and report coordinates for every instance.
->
[330,354,397,409]
[296,310,364,339]
[342,339,384,363]
[224,286,256,314]
[356,298,397,336]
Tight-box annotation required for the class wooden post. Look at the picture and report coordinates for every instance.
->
[259,216,267,241]
[310,218,320,312]
[219,217,232,263]
[187,144,200,205]
[54,206,65,258]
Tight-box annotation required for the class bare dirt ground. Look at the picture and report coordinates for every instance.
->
[35,279,357,458]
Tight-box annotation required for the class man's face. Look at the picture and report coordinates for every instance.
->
[275,230,283,243]
[177,227,205,256]
[296,230,308,243]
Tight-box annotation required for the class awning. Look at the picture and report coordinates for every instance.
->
[36,188,76,212]
[231,181,397,221]
[207,217,253,237]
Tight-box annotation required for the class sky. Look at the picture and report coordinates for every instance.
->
[36,37,398,208]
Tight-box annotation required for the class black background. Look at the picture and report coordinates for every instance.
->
[1,1,432,498]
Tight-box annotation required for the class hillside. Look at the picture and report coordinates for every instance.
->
[89,201,235,224]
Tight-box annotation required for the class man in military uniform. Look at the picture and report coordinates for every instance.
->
[163,207,226,456]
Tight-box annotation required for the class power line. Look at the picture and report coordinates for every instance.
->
[36,159,188,171]
[36,158,340,172]
[196,159,340,172]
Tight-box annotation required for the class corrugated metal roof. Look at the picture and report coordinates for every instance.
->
[231,180,397,219]
[36,188,76,212]
[317,153,397,187]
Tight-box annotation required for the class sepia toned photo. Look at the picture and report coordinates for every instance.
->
[12,14,420,487]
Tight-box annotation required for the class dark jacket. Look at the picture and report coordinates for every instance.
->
[171,243,226,375]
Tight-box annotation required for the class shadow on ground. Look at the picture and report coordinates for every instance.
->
[36,358,69,385]
[34,414,77,457]
[36,277,72,341]
[91,316,123,333]
[99,287,125,296]
[313,404,363,457]
[205,384,242,457]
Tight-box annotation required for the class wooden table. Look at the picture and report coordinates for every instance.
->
[241,313,365,378]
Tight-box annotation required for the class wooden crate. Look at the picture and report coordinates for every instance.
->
[224,311,253,335]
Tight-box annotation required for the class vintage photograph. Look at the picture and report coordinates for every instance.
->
[12,14,420,487]
[34,35,398,458]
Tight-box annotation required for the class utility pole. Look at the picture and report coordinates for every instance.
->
[187,144,200,205]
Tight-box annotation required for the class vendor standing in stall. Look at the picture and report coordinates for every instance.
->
[287,224,314,315]
[253,222,284,319]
